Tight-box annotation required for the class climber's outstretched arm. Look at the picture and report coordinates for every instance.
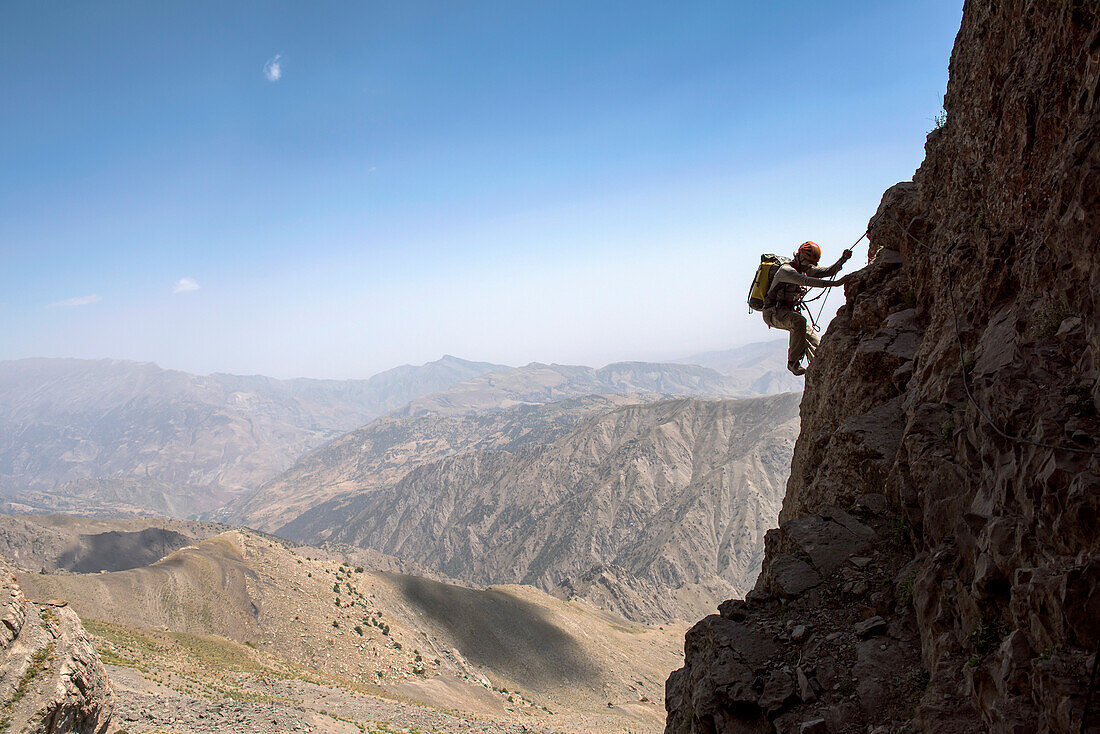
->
[774,269,849,289]
[807,249,853,278]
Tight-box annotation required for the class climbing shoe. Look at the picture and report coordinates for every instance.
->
[788,361,806,376]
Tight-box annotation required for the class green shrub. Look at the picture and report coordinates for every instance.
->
[889,515,912,549]
[940,416,955,440]
[969,615,1007,657]
[931,109,947,132]
[896,571,917,608]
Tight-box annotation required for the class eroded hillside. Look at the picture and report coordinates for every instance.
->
[0,513,226,574]
[221,393,656,533]
[284,394,801,623]
[666,2,1099,732]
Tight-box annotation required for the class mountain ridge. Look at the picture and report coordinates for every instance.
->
[394,359,776,418]
[0,355,506,518]
[219,393,658,532]
[282,393,800,622]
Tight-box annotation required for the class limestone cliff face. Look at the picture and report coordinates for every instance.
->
[0,562,112,732]
[666,2,1099,732]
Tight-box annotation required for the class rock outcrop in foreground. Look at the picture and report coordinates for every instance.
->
[0,562,112,732]
[666,2,1099,732]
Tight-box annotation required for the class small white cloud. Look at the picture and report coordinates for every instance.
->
[48,294,100,308]
[48,294,101,308]
[264,54,282,82]
[172,277,201,294]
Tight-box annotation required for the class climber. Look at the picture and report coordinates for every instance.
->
[763,241,853,375]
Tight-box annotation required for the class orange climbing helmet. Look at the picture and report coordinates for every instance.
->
[797,241,821,264]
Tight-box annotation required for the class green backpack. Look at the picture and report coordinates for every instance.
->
[747,254,788,311]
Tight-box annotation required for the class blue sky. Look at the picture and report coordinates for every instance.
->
[1,1,963,378]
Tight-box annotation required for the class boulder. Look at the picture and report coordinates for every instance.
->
[799,718,828,734]
[784,510,874,576]
[854,616,888,638]
[757,554,822,600]
[0,563,112,733]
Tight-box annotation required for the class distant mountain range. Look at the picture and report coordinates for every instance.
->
[218,393,657,532]
[0,341,799,727]
[223,353,791,532]
[281,393,801,622]
[0,355,505,516]
[1,344,792,521]
[2,340,800,626]
[396,347,792,418]
[673,340,802,395]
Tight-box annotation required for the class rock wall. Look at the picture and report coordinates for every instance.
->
[666,1,1099,732]
[0,562,112,733]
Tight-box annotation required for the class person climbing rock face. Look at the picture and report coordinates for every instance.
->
[763,241,853,375]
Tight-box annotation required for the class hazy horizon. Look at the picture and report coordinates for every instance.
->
[0,337,789,382]
[2,2,962,379]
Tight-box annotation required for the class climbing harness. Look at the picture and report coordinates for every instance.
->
[748,232,865,331]
[881,211,1100,458]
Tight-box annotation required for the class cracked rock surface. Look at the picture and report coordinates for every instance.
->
[0,562,112,733]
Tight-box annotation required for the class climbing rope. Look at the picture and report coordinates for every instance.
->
[882,211,1100,458]
[802,230,868,332]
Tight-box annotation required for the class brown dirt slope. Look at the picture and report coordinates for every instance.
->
[0,513,226,573]
[17,529,684,732]
[665,2,1099,733]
